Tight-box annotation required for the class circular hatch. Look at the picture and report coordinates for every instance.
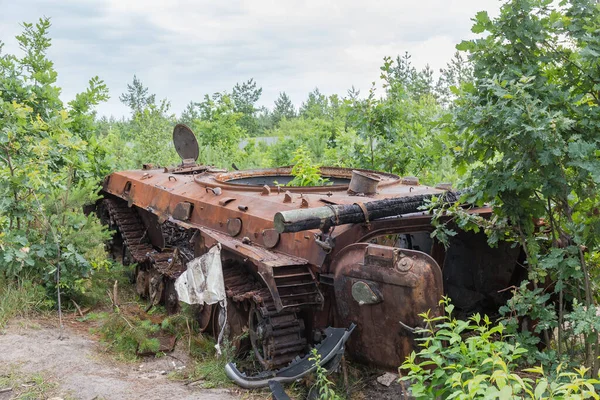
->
[173,124,199,161]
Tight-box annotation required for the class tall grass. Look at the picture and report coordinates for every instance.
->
[0,277,50,328]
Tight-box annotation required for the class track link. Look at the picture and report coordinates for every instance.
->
[104,199,154,263]
[222,263,308,369]
[103,198,183,312]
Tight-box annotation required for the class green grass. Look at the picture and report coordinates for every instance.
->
[92,309,164,361]
[166,329,233,387]
[0,365,62,400]
[0,275,360,397]
[0,278,50,329]
[77,311,110,322]
[0,260,136,330]
[188,357,232,388]
[89,304,241,390]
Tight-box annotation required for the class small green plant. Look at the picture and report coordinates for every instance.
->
[522,364,600,400]
[309,348,342,400]
[287,146,330,187]
[400,297,600,399]
[94,310,162,361]
[401,297,528,399]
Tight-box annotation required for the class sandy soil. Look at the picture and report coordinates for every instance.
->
[0,319,240,400]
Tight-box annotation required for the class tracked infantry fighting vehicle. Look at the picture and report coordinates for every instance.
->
[98,125,525,387]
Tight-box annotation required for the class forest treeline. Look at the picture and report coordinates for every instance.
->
[3,0,600,397]
[101,50,467,185]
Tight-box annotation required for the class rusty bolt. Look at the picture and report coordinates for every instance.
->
[397,257,413,272]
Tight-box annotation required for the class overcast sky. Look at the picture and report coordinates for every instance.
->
[0,0,502,118]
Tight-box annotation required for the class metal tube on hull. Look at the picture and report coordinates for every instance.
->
[273,191,462,233]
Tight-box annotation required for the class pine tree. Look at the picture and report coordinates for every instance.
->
[272,92,296,125]
[119,75,155,114]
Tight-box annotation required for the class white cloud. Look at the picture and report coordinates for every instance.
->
[0,0,502,117]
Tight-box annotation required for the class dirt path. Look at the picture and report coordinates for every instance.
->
[0,320,240,400]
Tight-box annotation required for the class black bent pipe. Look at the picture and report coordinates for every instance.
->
[225,324,355,389]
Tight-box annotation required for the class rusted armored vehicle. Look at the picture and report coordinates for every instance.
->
[98,125,524,387]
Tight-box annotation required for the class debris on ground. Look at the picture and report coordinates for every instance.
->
[376,372,398,387]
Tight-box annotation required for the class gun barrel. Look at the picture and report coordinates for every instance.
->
[273,191,462,234]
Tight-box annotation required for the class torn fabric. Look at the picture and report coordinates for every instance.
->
[174,244,225,305]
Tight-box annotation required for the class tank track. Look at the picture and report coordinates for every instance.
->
[102,198,154,264]
[102,198,184,312]
[102,197,307,369]
[222,263,308,369]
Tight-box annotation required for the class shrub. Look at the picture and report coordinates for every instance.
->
[400,298,600,399]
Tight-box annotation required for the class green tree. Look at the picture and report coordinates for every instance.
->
[179,101,202,126]
[266,118,337,166]
[272,92,296,125]
[447,0,600,372]
[255,105,275,133]
[389,52,435,100]
[96,116,136,170]
[129,99,178,167]
[113,76,179,168]
[299,88,328,119]
[119,75,156,115]
[345,57,448,181]
[187,93,245,167]
[297,89,348,156]
[0,18,111,299]
[231,78,262,136]
[435,51,473,107]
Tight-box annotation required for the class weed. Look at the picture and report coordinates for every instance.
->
[309,348,343,400]
[159,304,245,388]
[190,357,231,388]
[14,320,42,330]
[78,311,110,322]
[288,146,330,187]
[0,257,136,329]
[72,260,138,308]
[332,361,380,399]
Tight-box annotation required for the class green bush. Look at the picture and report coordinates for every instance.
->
[400,298,600,399]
